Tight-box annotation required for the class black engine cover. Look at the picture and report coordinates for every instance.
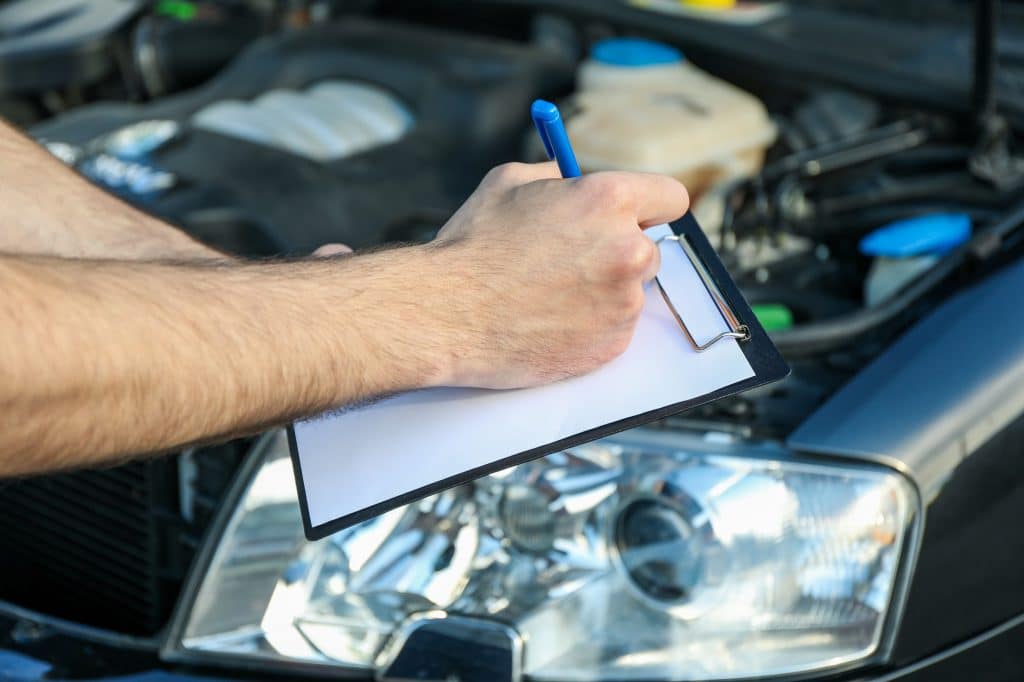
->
[31,19,574,256]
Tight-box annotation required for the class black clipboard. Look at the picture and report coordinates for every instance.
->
[288,213,789,540]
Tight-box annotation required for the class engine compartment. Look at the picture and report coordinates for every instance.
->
[4,0,1024,637]
[23,11,1010,435]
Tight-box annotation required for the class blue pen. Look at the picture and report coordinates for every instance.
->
[531,99,581,178]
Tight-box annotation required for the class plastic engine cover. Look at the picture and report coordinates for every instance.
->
[30,19,574,256]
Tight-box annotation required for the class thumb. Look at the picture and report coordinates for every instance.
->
[313,243,353,257]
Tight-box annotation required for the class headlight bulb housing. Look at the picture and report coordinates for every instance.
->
[164,428,920,681]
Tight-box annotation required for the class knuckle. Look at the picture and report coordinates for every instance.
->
[484,162,527,187]
[580,174,630,210]
[625,288,646,317]
[601,333,632,363]
[608,236,654,279]
[637,236,657,269]
[599,287,644,327]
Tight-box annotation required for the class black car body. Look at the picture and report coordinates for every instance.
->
[3,1,1024,680]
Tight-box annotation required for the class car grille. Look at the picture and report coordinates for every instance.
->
[0,443,246,635]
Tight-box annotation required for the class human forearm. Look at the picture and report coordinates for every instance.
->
[0,119,220,260]
[0,160,688,478]
[0,248,453,475]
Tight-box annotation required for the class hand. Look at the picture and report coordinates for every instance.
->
[429,162,688,389]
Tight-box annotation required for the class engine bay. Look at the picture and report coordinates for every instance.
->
[4,0,1024,640]
[18,1,1022,436]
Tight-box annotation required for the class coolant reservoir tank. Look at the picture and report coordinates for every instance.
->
[570,38,776,195]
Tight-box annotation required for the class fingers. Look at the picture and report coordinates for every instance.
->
[314,243,353,257]
[482,161,562,189]
[641,234,661,283]
[579,172,690,228]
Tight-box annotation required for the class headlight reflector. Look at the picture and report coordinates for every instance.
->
[170,429,918,680]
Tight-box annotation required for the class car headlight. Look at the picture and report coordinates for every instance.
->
[165,428,919,681]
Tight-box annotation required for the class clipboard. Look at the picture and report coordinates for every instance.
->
[288,213,789,540]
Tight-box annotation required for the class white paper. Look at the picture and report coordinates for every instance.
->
[293,224,755,528]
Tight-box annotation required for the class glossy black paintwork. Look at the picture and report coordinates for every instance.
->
[880,617,1024,681]
[888,415,1024,665]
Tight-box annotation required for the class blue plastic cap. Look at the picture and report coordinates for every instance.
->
[531,99,559,123]
[591,38,684,67]
[860,213,972,258]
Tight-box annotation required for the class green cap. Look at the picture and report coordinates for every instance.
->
[155,0,197,20]
[752,303,794,332]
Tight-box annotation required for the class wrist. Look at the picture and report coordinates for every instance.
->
[410,240,492,389]
[395,242,473,390]
[326,244,467,398]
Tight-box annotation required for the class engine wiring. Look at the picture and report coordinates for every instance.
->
[723,118,1024,357]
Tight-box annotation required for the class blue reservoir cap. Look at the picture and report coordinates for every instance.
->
[591,38,684,67]
[860,213,972,258]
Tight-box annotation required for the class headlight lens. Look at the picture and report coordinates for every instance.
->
[172,429,918,680]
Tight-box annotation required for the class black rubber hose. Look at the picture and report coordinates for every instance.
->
[817,175,1005,215]
[772,197,1024,356]
[797,204,1002,240]
[133,14,263,98]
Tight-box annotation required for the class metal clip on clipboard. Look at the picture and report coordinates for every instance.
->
[655,234,751,352]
